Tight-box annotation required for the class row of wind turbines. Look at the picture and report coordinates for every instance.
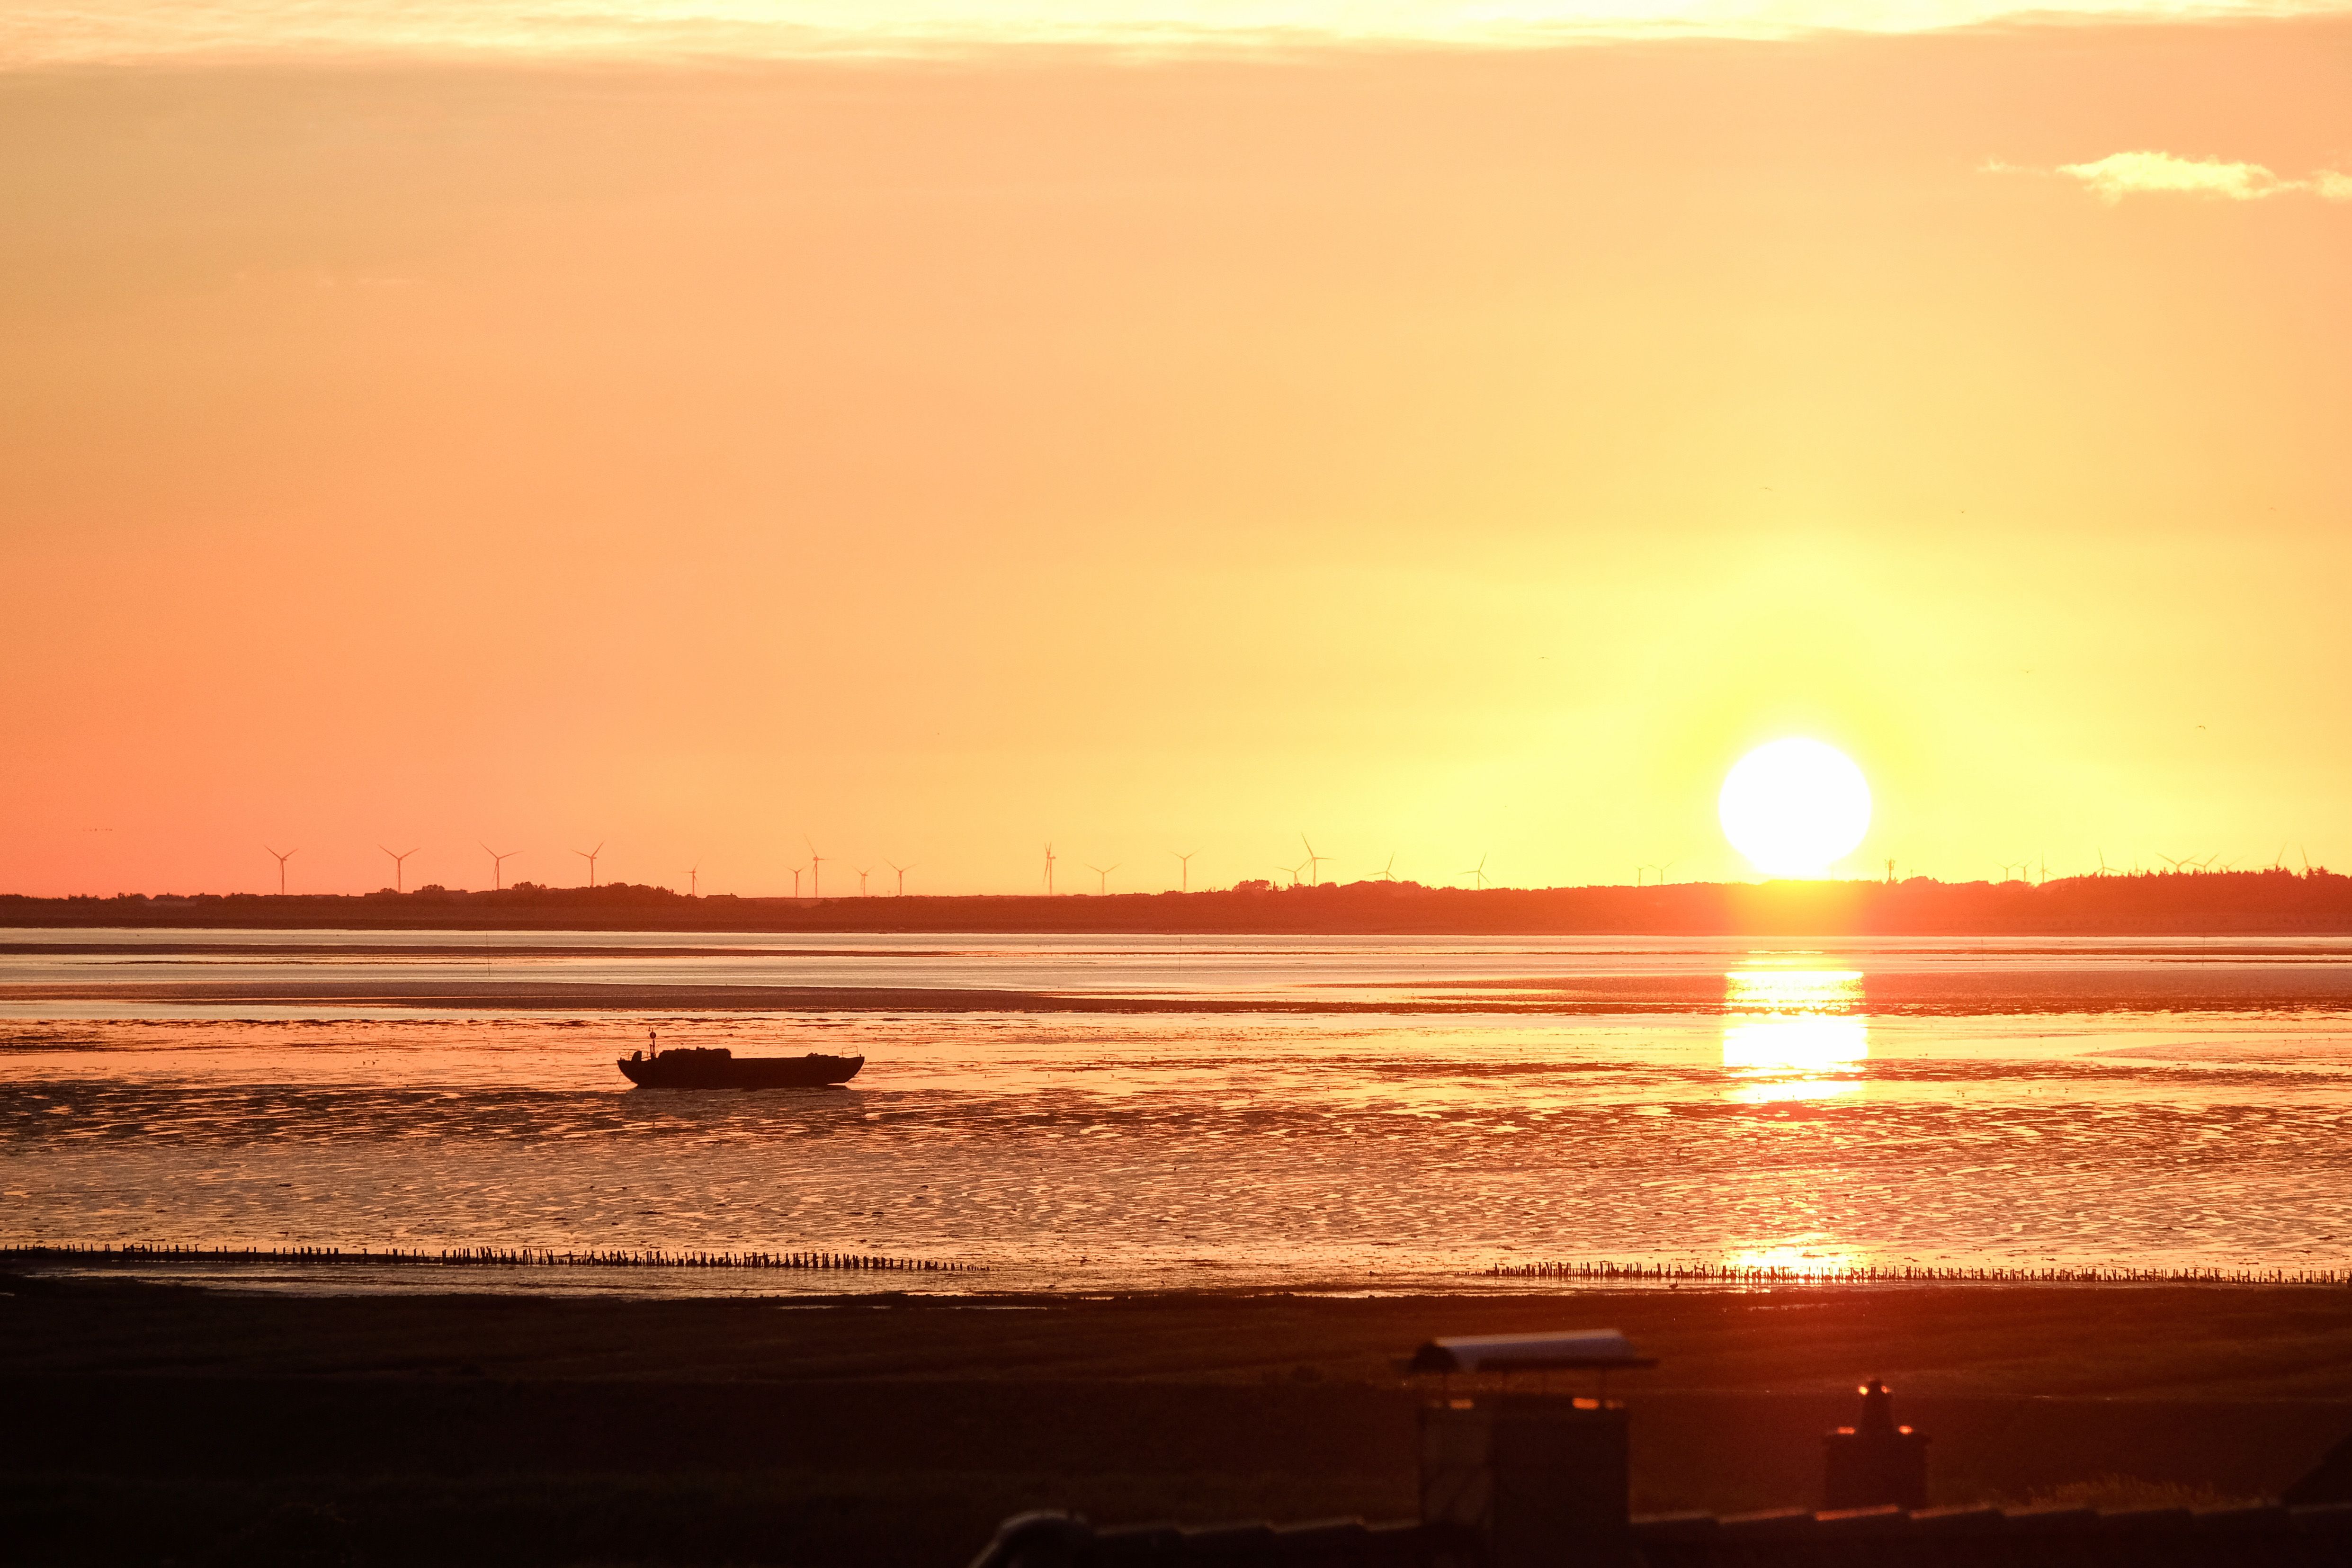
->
[256,833,1496,898]
[1040,836,1491,895]
[261,838,921,898]
[1993,845,2319,884]
[258,838,2319,899]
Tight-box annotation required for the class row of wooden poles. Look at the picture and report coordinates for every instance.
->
[1484,1258,2352,1286]
[4,1243,983,1273]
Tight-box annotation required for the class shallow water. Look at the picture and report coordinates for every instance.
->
[5,931,2352,1293]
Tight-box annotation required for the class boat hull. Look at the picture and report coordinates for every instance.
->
[617,1051,863,1089]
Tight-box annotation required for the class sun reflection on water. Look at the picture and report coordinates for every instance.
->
[1722,968,1867,1103]
[1726,1242,1862,1278]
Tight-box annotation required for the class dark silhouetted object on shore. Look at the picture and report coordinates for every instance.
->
[1420,1395,1633,1568]
[1823,1380,1929,1510]
[966,1326,2352,1568]
[1413,1329,1651,1568]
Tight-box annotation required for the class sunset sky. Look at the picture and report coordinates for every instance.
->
[4,5,2348,896]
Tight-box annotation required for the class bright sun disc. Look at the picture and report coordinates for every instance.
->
[1718,739,1872,878]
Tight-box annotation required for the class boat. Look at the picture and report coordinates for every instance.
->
[617,1045,863,1089]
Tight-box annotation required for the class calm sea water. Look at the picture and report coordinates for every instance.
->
[5,930,2351,1293]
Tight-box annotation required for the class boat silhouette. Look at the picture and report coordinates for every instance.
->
[617,1043,862,1089]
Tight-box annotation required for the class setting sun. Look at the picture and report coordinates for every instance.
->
[1718,739,1872,878]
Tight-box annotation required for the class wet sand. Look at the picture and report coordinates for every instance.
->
[16,970,2352,1014]
[7,1273,2352,1565]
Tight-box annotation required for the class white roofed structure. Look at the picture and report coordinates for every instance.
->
[1406,1328,1655,1374]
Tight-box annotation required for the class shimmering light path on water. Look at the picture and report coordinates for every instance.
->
[5,932,2351,1293]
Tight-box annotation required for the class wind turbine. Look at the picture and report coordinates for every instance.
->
[1279,860,1306,887]
[888,860,914,896]
[2095,849,2114,878]
[480,843,519,891]
[789,865,804,899]
[265,844,296,895]
[856,866,873,897]
[1300,834,1331,887]
[688,864,700,897]
[1043,843,1056,895]
[573,841,604,888]
[1086,862,1119,895]
[380,845,419,893]
[806,838,825,899]
[1376,852,1395,882]
[1465,855,1489,890]
[1172,850,1196,893]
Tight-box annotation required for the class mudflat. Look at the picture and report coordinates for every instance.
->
[6,1273,2352,1565]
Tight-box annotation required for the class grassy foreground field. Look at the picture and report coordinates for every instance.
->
[6,1272,2352,1565]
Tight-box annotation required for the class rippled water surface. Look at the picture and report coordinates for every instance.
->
[6,930,2352,1293]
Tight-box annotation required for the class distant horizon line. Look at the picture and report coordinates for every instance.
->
[4,863,2340,904]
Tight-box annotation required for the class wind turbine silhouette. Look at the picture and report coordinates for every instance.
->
[1376,852,1395,882]
[1172,851,1196,893]
[2095,849,2114,878]
[265,844,296,895]
[480,843,519,891]
[888,860,914,896]
[380,845,419,893]
[1043,843,1056,896]
[1279,860,1306,887]
[806,838,825,899]
[573,841,604,888]
[856,866,873,897]
[688,864,700,897]
[1086,862,1119,895]
[1465,854,1489,890]
[1300,835,1331,886]
[789,865,804,899]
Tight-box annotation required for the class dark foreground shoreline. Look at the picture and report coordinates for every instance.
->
[8,1273,2352,1566]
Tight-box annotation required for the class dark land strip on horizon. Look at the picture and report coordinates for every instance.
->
[7,1272,2352,1564]
[8,868,2352,935]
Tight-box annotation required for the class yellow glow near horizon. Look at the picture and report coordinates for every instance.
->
[1718,739,1872,879]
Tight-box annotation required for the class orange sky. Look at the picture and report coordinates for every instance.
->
[3,18,2349,896]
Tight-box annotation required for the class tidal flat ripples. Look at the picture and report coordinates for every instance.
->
[5,932,2352,1292]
